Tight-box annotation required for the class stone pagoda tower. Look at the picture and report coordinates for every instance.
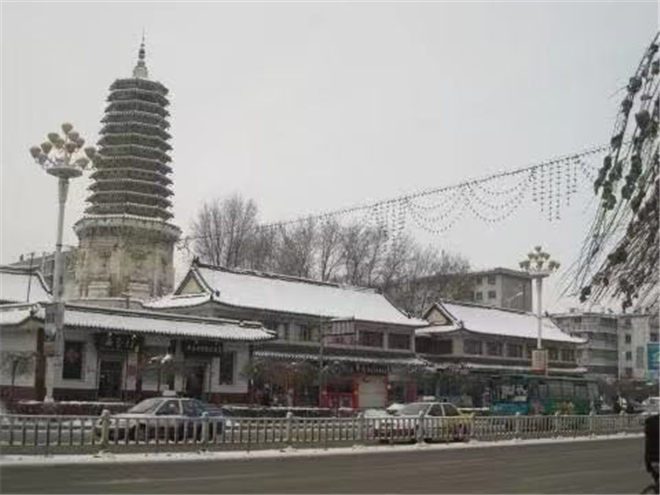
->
[74,41,181,301]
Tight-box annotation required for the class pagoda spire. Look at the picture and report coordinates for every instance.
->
[133,32,148,79]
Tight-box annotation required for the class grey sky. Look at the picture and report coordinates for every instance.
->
[1,1,657,311]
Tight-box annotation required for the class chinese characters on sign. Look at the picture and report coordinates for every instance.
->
[182,339,224,355]
[95,333,136,352]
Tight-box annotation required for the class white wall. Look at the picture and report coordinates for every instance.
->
[0,325,38,387]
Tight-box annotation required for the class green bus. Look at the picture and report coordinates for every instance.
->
[487,374,601,415]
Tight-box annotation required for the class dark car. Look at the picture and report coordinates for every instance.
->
[97,397,230,442]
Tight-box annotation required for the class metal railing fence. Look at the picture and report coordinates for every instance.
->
[0,411,645,454]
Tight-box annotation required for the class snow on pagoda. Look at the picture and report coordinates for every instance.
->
[73,40,181,302]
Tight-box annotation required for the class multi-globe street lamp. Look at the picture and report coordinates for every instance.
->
[519,246,560,374]
[29,123,96,402]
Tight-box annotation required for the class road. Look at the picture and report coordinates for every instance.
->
[0,438,648,493]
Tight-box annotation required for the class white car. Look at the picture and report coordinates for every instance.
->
[642,397,660,415]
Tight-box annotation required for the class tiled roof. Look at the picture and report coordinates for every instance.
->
[419,301,584,344]
[145,263,427,327]
[0,303,274,342]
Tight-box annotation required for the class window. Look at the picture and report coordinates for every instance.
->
[62,341,84,380]
[561,349,575,362]
[526,346,533,359]
[636,347,644,368]
[182,400,205,417]
[622,318,631,328]
[299,325,313,342]
[443,404,460,417]
[359,331,384,348]
[487,275,496,285]
[428,404,443,417]
[624,367,634,378]
[464,339,482,355]
[279,324,290,341]
[219,351,235,385]
[488,290,497,300]
[389,333,411,350]
[625,334,632,344]
[573,317,582,324]
[651,333,659,343]
[475,292,483,301]
[507,343,523,358]
[486,342,503,356]
[156,400,181,416]
[548,348,559,361]
[417,339,453,355]
[625,351,632,361]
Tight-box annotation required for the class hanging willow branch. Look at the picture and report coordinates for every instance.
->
[570,33,659,312]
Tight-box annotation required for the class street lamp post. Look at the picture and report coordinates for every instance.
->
[519,246,560,375]
[29,123,96,402]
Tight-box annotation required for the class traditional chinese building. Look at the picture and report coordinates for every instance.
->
[144,261,429,409]
[415,301,586,407]
[74,40,181,302]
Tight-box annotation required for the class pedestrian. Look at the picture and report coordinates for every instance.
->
[614,395,622,414]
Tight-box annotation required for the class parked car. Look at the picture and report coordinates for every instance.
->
[96,397,231,442]
[373,402,473,442]
[386,403,406,416]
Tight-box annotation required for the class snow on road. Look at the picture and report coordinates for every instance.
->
[0,433,643,467]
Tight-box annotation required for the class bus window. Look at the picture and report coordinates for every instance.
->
[574,383,588,399]
[548,380,563,399]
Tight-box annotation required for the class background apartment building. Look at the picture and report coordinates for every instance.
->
[469,268,533,312]
[552,311,619,381]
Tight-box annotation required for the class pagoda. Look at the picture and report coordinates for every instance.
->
[74,41,181,301]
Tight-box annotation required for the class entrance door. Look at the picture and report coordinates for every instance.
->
[185,365,206,399]
[98,360,123,399]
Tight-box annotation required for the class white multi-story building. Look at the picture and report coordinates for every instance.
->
[618,312,659,382]
[552,308,659,384]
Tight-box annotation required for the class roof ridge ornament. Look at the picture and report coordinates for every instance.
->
[133,32,149,79]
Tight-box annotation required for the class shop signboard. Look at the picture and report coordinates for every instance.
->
[95,333,138,352]
[182,339,223,356]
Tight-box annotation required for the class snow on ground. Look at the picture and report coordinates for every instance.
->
[0,433,643,467]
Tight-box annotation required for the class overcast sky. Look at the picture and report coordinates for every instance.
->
[1,1,657,312]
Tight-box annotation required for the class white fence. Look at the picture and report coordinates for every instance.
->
[0,412,645,454]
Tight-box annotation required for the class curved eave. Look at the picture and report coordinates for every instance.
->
[107,88,169,107]
[98,132,172,152]
[105,101,169,118]
[90,167,172,186]
[110,78,169,95]
[100,123,171,141]
[85,202,173,221]
[88,178,173,197]
[86,190,173,209]
[98,145,171,164]
[102,111,170,130]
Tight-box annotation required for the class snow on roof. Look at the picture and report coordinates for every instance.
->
[0,304,38,326]
[0,303,274,342]
[0,266,51,304]
[148,264,427,327]
[254,350,428,367]
[144,292,211,309]
[47,305,274,341]
[418,301,584,344]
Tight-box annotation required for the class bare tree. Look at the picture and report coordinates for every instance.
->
[274,220,317,278]
[316,219,344,282]
[1,351,37,403]
[191,194,259,268]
